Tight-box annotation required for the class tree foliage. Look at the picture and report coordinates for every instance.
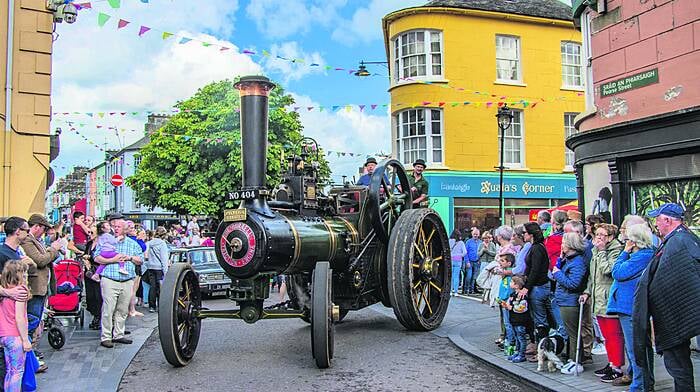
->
[127,79,331,216]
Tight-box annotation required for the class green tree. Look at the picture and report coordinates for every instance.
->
[127,79,330,216]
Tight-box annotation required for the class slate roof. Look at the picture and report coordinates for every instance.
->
[423,0,573,21]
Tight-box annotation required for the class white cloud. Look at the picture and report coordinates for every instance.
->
[245,0,346,39]
[291,94,391,182]
[331,0,424,46]
[262,42,326,83]
[50,0,259,177]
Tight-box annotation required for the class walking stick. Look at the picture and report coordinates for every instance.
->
[575,298,584,377]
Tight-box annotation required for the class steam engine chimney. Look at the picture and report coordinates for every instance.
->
[234,75,276,215]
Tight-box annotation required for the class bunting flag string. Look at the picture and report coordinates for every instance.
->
[52,95,583,119]
[56,125,392,165]
[74,4,585,102]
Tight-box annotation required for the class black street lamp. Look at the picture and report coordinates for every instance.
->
[496,104,514,226]
[354,60,388,77]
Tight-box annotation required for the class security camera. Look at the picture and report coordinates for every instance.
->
[45,0,60,12]
[53,3,78,24]
[62,3,78,24]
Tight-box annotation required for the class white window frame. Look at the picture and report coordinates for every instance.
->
[561,41,584,89]
[498,109,525,168]
[564,113,578,170]
[392,30,443,84]
[495,35,522,83]
[394,108,444,166]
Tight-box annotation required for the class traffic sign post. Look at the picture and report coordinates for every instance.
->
[110,174,124,187]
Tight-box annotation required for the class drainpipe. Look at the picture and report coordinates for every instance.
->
[3,0,15,214]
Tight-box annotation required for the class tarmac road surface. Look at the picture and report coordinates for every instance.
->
[119,297,535,392]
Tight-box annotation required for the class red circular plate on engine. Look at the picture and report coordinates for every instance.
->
[220,222,256,268]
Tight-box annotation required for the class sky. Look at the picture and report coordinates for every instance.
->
[50,0,571,185]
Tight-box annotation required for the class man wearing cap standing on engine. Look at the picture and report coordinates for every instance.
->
[356,157,379,186]
[633,203,700,392]
[409,159,429,207]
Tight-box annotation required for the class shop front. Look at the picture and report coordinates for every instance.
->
[568,109,700,234]
[121,213,179,230]
[424,172,577,233]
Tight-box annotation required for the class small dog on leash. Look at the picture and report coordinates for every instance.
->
[537,334,566,372]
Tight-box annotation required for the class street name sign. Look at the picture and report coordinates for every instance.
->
[600,68,659,97]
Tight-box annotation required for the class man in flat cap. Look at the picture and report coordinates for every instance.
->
[356,157,378,186]
[409,159,429,207]
[21,214,62,368]
[633,203,700,391]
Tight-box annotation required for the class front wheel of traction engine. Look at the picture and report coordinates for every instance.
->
[310,262,334,369]
[387,209,451,331]
[159,262,202,367]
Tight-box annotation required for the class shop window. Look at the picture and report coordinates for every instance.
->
[561,41,583,89]
[392,30,443,83]
[395,108,443,166]
[496,35,521,82]
[497,110,524,168]
[564,113,578,169]
[631,178,699,235]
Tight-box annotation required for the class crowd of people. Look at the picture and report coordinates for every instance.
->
[0,212,214,390]
[449,203,699,392]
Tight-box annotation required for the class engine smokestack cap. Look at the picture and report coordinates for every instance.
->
[234,75,276,97]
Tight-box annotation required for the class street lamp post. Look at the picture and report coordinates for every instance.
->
[354,60,388,77]
[496,105,513,226]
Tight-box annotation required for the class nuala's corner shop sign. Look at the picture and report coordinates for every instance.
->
[426,174,577,199]
[600,68,659,98]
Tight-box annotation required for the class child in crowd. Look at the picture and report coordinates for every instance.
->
[0,260,33,392]
[503,275,532,363]
[497,253,515,356]
[88,221,127,282]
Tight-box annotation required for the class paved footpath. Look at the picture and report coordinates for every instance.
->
[36,309,157,392]
[35,295,700,392]
[442,294,700,392]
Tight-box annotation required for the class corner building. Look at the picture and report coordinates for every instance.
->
[569,0,699,232]
[383,0,584,232]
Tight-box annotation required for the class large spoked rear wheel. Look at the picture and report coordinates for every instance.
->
[387,209,451,331]
[311,262,334,369]
[367,159,413,243]
[159,262,202,367]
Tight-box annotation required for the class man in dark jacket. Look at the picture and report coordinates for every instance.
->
[633,203,700,392]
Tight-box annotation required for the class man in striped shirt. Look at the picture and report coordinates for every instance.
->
[95,215,144,348]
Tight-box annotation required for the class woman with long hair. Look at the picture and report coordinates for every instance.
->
[448,229,466,296]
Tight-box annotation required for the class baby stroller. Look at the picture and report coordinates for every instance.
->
[45,259,85,349]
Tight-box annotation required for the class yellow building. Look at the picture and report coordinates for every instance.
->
[0,0,55,216]
[383,0,585,232]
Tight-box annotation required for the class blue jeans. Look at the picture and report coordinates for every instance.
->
[468,261,480,292]
[530,285,567,339]
[451,260,462,294]
[502,307,514,347]
[514,325,528,356]
[619,314,646,392]
[27,295,45,337]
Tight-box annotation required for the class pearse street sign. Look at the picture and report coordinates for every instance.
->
[600,68,659,97]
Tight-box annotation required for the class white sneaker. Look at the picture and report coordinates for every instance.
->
[560,361,584,375]
[592,342,607,355]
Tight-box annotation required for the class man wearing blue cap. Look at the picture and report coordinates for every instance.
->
[633,203,700,392]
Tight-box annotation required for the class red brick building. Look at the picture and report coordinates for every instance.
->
[568,0,699,231]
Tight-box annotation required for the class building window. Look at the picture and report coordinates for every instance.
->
[496,35,521,82]
[498,110,524,167]
[392,30,443,82]
[134,155,142,169]
[561,42,583,88]
[395,108,443,166]
[564,113,578,168]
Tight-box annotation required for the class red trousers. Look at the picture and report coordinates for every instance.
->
[597,316,625,368]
